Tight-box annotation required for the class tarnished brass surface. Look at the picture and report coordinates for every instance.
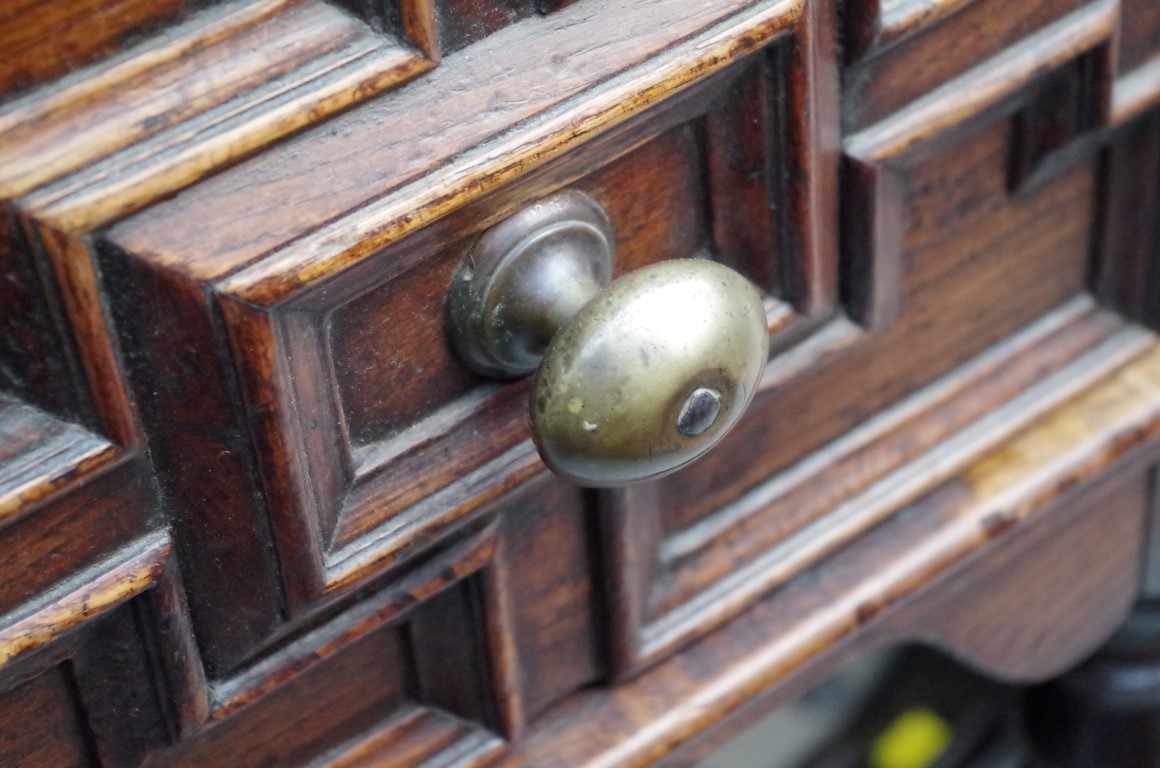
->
[531,259,768,486]
[446,190,614,378]
[447,191,768,486]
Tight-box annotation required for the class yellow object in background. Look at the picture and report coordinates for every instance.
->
[868,706,953,768]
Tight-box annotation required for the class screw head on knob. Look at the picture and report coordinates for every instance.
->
[447,190,769,487]
[531,258,768,486]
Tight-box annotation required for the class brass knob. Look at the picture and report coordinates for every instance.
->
[447,190,768,487]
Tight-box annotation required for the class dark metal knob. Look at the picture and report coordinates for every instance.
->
[447,190,768,487]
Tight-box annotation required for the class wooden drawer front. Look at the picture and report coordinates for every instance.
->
[5,0,1160,764]
[1,666,98,767]
[597,0,1125,673]
[843,0,1096,131]
[102,0,835,670]
[1122,0,1160,76]
[92,0,1153,694]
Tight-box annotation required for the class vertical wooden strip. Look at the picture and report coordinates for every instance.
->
[402,0,441,62]
[703,64,778,294]
[841,156,905,329]
[24,222,141,446]
[1094,114,1160,328]
[149,551,212,736]
[480,533,525,738]
[218,294,327,616]
[781,0,840,316]
[95,244,287,673]
[597,485,664,678]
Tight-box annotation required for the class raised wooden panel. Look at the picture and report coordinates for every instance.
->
[1096,112,1160,329]
[0,0,439,453]
[1121,0,1160,75]
[0,0,194,102]
[843,0,1093,131]
[162,614,449,767]
[329,124,707,451]
[0,524,524,766]
[0,535,204,765]
[0,397,158,621]
[0,666,94,767]
[501,352,1160,764]
[2,0,1160,765]
[99,0,835,670]
[581,0,1120,676]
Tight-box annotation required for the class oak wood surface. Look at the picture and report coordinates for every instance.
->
[1,0,1159,765]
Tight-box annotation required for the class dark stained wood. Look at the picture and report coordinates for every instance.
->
[1096,111,1160,329]
[105,0,806,288]
[0,666,94,767]
[0,211,93,427]
[94,2,831,670]
[1121,0,1160,76]
[843,0,1091,131]
[499,476,604,719]
[499,373,1160,765]
[0,0,432,230]
[165,627,412,767]
[0,0,193,102]
[620,302,1147,670]
[331,124,706,449]
[664,103,1097,534]
[95,246,287,673]
[2,0,1160,766]
[1009,49,1109,190]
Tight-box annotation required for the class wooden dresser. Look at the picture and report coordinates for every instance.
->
[3,0,1160,765]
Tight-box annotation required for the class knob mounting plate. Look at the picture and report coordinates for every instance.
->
[446,190,614,379]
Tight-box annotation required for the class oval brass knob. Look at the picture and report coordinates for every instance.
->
[447,190,768,487]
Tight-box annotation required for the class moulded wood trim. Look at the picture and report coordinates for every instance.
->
[843,0,1116,163]
[0,531,170,671]
[213,0,807,302]
[495,340,1160,767]
[599,299,1153,677]
[844,0,975,64]
[0,399,119,529]
[0,0,433,232]
[1112,55,1160,127]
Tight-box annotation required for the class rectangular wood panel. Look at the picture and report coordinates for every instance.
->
[2,0,1160,765]
[0,666,94,768]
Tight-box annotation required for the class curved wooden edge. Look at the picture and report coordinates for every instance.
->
[0,0,432,231]
[492,341,1160,768]
[845,0,979,65]
[1113,55,1160,128]
[845,0,1115,163]
[0,532,169,670]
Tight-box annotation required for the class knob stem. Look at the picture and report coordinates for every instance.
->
[447,191,614,378]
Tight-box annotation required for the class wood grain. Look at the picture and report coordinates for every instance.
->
[1,0,431,232]
[844,0,1090,131]
[1,0,1158,765]
[109,0,806,290]
[497,339,1160,766]
[0,0,190,102]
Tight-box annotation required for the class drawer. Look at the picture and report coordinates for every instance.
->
[101,0,837,673]
[843,0,1100,131]
[99,0,1148,683]
[5,0,1160,765]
